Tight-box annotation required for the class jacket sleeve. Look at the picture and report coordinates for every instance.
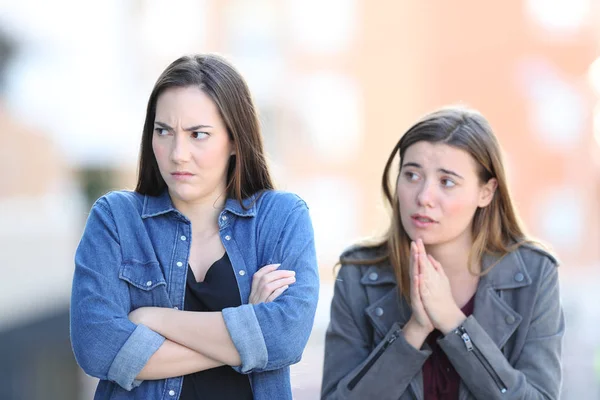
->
[222,200,320,373]
[438,259,564,399]
[321,265,431,400]
[70,198,165,391]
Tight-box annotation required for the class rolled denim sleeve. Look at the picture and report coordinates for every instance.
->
[70,198,165,390]
[222,200,319,373]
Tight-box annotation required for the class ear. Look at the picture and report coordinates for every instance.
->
[478,178,497,207]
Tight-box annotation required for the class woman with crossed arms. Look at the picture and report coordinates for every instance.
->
[71,53,319,400]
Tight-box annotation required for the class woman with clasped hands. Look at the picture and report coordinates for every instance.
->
[321,107,564,400]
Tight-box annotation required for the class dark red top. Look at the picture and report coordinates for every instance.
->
[422,296,475,400]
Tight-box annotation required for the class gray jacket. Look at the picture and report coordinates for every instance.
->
[321,244,564,400]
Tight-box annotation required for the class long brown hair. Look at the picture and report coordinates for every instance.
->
[135,53,274,203]
[345,106,537,302]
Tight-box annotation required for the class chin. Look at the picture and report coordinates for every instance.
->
[403,228,439,246]
[168,187,202,203]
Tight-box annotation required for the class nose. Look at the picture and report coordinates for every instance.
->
[416,180,435,208]
[170,133,190,164]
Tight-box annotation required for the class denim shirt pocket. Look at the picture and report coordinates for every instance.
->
[119,260,171,309]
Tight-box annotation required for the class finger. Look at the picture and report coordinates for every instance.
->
[414,248,419,278]
[418,246,434,276]
[427,254,443,273]
[263,276,296,295]
[251,264,281,294]
[417,238,427,258]
[253,263,281,279]
[410,273,420,303]
[266,285,289,302]
[409,241,417,278]
[258,270,295,288]
[412,275,428,315]
[419,273,430,297]
[252,272,295,304]
[417,251,430,279]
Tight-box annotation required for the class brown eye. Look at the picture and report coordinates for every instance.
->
[404,171,419,181]
[441,178,456,188]
[191,131,209,140]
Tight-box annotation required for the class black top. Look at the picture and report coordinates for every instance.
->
[179,253,253,400]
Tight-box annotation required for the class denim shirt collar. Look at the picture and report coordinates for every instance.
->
[141,190,257,219]
[141,190,177,219]
[224,194,257,218]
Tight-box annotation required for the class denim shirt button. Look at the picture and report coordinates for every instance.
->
[176,261,183,267]
[505,315,516,324]
[369,272,378,281]
[239,270,246,276]
[374,307,384,317]
[222,215,228,221]
[225,235,231,241]
[514,273,524,282]
[169,390,176,396]
[173,306,179,310]
[146,281,152,287]
[180,235,187,241]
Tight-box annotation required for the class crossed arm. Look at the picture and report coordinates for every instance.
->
[131,264,296,379]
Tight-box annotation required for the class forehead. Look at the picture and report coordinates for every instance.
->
[403,141,478,173]
[155,86,220,122]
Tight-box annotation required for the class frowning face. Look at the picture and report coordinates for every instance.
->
[152,86,234,207]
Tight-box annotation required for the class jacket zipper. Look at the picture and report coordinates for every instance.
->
[347,329,401,390]
[455,326,507,393]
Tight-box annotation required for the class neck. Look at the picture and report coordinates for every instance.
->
[170,192,226,237]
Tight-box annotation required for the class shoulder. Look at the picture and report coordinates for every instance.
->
[93,190,144,215]
[514,242,559,283]
[336,244,391,282]
[255,190,307,211]
[340,244,386,263]
[516,242,558,266]
[252,190,309,222]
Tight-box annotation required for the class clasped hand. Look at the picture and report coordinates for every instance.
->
[408,239,466,335]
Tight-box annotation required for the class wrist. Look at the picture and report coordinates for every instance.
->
[438,310,466,335]
[406,317,433,335]
[403,319,432,350]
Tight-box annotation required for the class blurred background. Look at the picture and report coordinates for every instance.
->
[0,0,599,399]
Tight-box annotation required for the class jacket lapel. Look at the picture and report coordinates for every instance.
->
[361,266,405,339]
[361,266,425,400]
[473,251,530,349]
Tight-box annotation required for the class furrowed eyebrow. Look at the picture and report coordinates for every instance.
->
[401,163,464,179]
[402,162,421,169]
[183,124,213,131]
[439,168,464,180]
[154,121,214,131]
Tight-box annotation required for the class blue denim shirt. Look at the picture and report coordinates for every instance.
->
[70,189,319,400]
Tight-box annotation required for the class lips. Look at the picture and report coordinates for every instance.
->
[170,172,195,181]
[412,214,435,222]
